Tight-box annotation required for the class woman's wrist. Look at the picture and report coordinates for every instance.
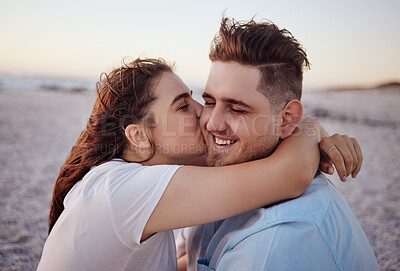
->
[296,117,321,142]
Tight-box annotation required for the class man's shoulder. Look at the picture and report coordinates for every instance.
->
[216,174,343,247]
[261,173,342,225]
[212,174,379,271]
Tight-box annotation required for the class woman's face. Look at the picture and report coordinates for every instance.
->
[148,72,205,164]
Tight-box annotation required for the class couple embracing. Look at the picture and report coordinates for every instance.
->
[38,18,378,271]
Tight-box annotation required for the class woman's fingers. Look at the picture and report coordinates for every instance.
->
[329,148,348,181]
[319,146,334,175]
[344,136,358,172]
[319,161,334,175]
[319,134,364,181]
[334,135,354,177]
[319,136,347,181]
[351,138,363,178]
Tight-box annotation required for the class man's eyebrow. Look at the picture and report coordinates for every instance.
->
[202,92,214,99]
[223,98,253,109]
[203,92,253,109]
[170,91,192,106]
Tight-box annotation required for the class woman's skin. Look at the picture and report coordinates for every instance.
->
[122,71,363,241]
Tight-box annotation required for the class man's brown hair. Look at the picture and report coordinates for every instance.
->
[210,18,310,111]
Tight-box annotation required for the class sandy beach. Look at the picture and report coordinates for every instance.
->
[0,89,399,270]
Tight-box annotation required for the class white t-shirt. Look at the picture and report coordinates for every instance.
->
[38,159,181,271]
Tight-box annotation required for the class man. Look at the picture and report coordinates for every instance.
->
[177,18,379,270]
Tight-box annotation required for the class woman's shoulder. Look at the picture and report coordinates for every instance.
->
[97,159,180,178]
[88,159,180,190]
[74,160,182,202]
[86,158,140,178]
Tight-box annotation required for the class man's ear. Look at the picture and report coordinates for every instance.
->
[277,100,303,139]
[124,124,151,149]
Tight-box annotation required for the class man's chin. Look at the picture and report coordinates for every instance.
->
[206,144,237,167]
[206,159,225,167]
[206,152,234,167]
[206,152,221,167]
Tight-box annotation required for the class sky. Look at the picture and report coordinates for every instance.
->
[0,0,399,91]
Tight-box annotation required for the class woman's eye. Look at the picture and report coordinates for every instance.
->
[204,101,215,106]
[178,104,189,111]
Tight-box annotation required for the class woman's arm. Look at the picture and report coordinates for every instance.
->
[177,254,187,271]
[142,118,321,240]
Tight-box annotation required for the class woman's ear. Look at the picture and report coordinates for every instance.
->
[125,124,151,150]
[277,100,303,139]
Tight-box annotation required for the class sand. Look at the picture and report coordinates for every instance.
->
[0,89,399,270]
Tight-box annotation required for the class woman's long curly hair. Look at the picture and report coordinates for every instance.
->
[48,58,172,233]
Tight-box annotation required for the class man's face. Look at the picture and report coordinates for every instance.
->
[201,61,281,167]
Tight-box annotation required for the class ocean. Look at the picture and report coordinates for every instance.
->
[0,74,96,94]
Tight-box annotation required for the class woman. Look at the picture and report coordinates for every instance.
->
[38,58,361,271]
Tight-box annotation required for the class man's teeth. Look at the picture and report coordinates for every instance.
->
[215,138,236,145]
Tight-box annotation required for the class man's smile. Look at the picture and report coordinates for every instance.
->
[211,133,238,150]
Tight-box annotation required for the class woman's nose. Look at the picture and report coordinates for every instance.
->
[194,100,203,118]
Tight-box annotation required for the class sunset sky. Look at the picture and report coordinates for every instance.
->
[0,0,399,91]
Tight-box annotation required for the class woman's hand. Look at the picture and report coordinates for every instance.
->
[318,132,363,182]
[299,117,363,182]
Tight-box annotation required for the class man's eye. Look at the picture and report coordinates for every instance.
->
[178,104,189,110]
[204,101,215,106]
[230,108,246,114]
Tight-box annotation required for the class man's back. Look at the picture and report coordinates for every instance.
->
[184,174,379,271]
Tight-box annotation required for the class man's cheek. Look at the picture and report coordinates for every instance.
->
[229,116,250,137]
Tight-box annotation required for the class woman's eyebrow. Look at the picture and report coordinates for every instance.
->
[170,92,191,106]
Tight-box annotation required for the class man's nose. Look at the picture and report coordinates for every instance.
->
[206,107,228,133]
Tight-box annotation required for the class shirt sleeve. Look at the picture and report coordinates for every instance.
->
[107,164,181,247]
[215,221,340,271]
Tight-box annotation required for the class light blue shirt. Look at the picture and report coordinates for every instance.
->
[183,173,379,271]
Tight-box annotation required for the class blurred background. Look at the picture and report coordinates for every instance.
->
[0,0,399,270]
[1,0,399,92]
